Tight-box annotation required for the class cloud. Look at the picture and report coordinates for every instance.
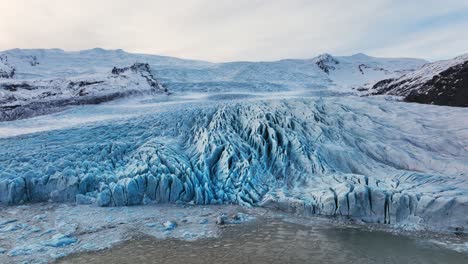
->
[0,0,467,61]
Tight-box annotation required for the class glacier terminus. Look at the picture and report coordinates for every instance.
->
[0,48,467,263]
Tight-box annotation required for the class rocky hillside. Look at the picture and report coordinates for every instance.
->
[0,63,167,121]
[369,54,468,107]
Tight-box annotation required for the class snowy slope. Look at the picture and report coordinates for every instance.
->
[0,48,426,91]
[320,53,427,89]
[0,48,427,120]
[0,63,167,121]
[369,53,468,107]
[0,48,211,79]
[0,95,466,233]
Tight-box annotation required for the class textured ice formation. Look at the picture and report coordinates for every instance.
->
[0,96,466,233]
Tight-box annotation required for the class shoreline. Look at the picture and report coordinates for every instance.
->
[1,203,467,263]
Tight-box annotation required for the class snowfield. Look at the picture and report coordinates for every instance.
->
[0,48,425,85]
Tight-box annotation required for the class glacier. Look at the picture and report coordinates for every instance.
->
[0,49,467,264]
[0,91,466,234]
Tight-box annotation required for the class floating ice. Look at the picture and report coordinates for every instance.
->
[43,234,78,248]
[163,221,177,230]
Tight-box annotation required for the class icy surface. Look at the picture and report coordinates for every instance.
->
[0,92,466,234]
[2,203,466,264]
[0,204,252,264]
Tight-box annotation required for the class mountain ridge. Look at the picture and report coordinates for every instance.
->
[0,48,431,120]
[0,48,427,90]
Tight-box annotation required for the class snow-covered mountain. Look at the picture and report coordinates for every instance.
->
[0,48,426,91]
[312,53,427,89]
[0,62,166,121]
[368,53,468,107]
[0,48,428,120]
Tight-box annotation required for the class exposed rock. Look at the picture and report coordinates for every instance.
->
[216,215,227,225]
[0,63,167,121]
[370,53,468,107]
[315,53,339,74]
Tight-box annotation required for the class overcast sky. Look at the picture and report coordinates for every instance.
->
[1,0,467,62]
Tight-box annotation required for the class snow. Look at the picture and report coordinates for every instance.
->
[327,53,427,89]
[0,48,427,121]
[0,62,167,121]
[392,53,468,88]
[368,53,468,97]
[0,48,426,93]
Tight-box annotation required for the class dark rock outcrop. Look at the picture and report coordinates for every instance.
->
[404,61,468,107]
[112,63,168,92]
[1,82,32,91]
[370,54,468,107]
[315,54,339,74]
